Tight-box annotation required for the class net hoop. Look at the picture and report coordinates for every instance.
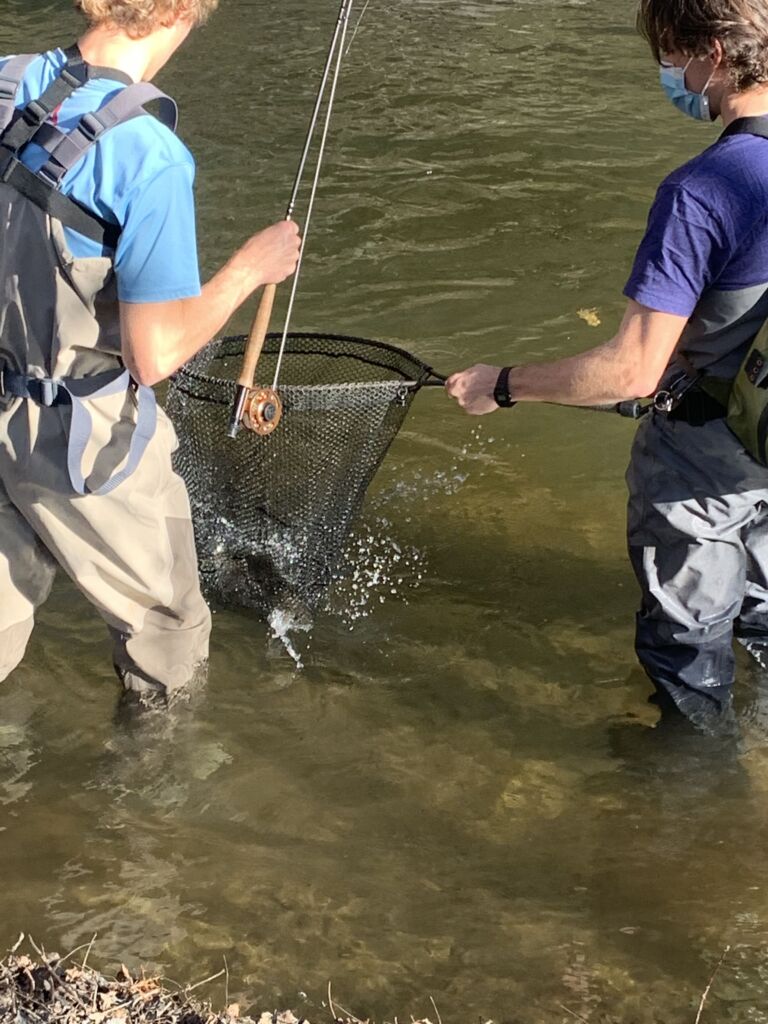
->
[172,332,440,403]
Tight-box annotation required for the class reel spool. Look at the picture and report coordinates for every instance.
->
[242,386,283,436]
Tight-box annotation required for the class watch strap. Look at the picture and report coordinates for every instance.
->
[494,366,516,408]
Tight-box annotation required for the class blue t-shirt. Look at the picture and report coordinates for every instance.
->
[0,48,201,303]
[625,131,768,317]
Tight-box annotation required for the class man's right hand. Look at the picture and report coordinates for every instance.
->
[235,220,302,288]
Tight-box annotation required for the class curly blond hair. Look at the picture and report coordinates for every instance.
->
[75,0,219,37]
[637,0,768,91]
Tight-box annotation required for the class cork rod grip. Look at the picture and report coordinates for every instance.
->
[238,283,277,389]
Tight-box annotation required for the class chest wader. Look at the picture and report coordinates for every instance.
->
[0,46,211,699]
[625,119,768,728]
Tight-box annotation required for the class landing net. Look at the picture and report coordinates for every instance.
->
[166,332,439,616]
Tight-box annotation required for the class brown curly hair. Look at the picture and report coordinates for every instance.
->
[75,0,219,37]
[637,0,768,91]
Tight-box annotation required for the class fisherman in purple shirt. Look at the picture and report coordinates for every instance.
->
[447,0,768,728]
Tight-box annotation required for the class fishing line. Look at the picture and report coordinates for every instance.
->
[227,0,355,438]
[345,0,372,57]
[272,0,355,389]
[285,0,355,221]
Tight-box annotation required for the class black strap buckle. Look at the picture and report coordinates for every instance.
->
[22,98,49,128]
[79,112,103,143]
[0,153,18,184]
[60,64,87,90]
[36,161,64,189]
[27,377,62,408]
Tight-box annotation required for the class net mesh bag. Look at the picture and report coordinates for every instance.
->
[165,332,437,616]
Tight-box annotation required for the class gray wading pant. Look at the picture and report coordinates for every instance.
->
[627,412,768,718]
[0,400,212,697]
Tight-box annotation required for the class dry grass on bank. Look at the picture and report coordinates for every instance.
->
[0,938,443,1024]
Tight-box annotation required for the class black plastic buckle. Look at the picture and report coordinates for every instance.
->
[79,112,103,143]
[36,161,65,189]
[60,64,87,89]
[0,154,19,184]
[22,99,49,128]
[28,378,60,408]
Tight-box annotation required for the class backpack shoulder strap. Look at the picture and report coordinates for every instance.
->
[33,82,179,188]
[0,54,40,134]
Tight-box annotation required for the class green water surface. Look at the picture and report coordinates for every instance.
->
[2,1,768,1021]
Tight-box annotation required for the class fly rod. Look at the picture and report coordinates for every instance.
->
[227,0,355,439]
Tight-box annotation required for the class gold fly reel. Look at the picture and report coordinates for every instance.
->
[241,386,283,436]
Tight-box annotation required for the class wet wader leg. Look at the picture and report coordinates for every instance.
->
[0,476,57,681]
[5,411,211,699]
[110,485,212,699]
[735,502,768,668]
[626,420,754,721]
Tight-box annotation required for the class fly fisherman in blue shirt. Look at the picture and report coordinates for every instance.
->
[0,0,301,700]
[447,0,768,728]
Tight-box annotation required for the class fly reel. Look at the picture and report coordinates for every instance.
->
[242,386,283,436]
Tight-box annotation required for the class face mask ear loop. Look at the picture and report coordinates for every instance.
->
[702,63,718,98]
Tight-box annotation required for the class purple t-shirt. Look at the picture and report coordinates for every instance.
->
[625,131,768,317]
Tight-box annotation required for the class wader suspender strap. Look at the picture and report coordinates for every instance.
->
[0,48,171,495]
[0,54,39,133]
[32,84,178,188]
[0,48,174,248]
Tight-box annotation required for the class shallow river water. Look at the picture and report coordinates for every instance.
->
[3,1,768,1021]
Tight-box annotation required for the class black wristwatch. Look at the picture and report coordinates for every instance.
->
[494,366,516,408]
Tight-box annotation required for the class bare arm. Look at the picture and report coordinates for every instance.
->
[446,300,689,415]
[120,221,301,386]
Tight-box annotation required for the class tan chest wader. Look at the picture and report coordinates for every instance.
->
[0,47,211,698]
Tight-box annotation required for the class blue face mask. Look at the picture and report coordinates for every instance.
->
[659,58,715,122]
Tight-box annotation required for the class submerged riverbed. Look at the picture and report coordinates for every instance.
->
[3,0,768,1021]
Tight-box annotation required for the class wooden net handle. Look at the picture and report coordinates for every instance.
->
[238,283,277,388]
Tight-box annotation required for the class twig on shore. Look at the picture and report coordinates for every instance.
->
[327,982,365,1024]
[185,967,226,995]
[428,997,442,1024]
[558,1003,590,1024]
[27,936,90,1015]
[328,981,340,1022]
[695,945,731,1024]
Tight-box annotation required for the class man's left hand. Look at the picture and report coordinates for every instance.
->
[445,363,502,415]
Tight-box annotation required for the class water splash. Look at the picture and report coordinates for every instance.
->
[325,423,494,626]
[268,606,313,670]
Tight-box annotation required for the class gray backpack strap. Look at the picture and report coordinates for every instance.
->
[0,54,39,133]
[34,82,178,187]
